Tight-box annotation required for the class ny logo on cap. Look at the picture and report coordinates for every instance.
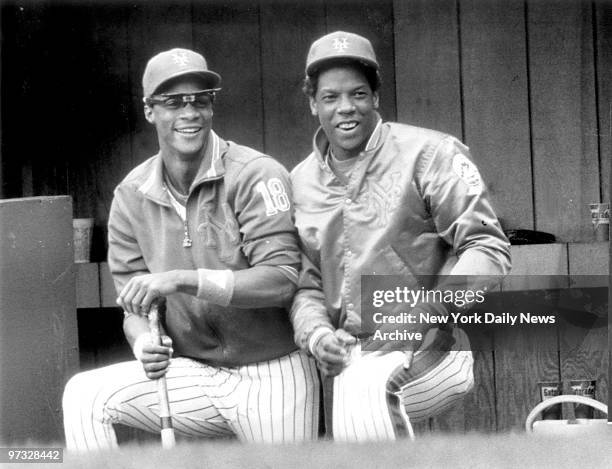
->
[332,37,349,52]
[172,51,190,66]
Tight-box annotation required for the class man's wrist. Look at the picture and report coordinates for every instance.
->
[196,269,235,306]
[132,332,153,361]
[308,326,334,356]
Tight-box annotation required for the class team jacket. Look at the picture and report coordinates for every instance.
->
[290,120,512,350]
[108,131,299,366]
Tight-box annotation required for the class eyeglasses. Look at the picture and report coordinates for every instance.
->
[143,89,221,109]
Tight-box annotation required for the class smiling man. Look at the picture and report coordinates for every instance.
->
[62,48,319,451]
[290,32,511,441]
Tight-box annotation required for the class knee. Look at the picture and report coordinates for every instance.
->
[62,370,96,410]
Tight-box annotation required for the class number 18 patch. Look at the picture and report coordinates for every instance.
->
[452,153,482,196]
[256,178,290,216]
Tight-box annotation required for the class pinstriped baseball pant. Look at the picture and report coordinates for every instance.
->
[330,328,474,442]
[63,350,319,452]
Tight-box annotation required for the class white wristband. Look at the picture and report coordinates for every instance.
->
[308,327,334,356]
[197,269,235,306]
[133,332,153,361]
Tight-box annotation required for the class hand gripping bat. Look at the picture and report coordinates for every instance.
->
[148,303,176,449]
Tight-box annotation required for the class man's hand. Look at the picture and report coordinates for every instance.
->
[312,329,357,377]
[134,333,174,380]
[118,271,185,315]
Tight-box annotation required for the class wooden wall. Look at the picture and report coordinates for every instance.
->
[0,196,79,445]
[1,0,610,247]
[0,0,609,437]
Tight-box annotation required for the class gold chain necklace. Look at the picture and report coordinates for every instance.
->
[163,183,192,248]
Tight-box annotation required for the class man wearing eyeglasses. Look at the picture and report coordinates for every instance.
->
[62,48,319,451]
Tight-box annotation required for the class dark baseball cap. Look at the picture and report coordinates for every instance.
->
[142,48,222,97]
[305,31,379,76]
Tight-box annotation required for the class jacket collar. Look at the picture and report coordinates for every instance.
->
[137,130,226,204]
[191,130,226,186]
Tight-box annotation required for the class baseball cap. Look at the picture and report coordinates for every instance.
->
[142,48,222,97]
[305,31,379,76]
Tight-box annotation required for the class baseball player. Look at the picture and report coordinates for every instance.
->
[62,48,319,451]
[290,32,511,441]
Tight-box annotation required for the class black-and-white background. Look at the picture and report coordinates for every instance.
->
[0,0,610,447]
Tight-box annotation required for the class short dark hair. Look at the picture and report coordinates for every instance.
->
[302,59,381,97]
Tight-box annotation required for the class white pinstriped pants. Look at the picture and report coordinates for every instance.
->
[330,328,474,442]
[63,350,319,452]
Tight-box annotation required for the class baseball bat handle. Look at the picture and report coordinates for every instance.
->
[148,303,176,449]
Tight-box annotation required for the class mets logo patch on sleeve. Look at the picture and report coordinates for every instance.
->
[452,153,482,195]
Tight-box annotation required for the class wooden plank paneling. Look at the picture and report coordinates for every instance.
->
[76,309,97,372]
[410,419,432,437]
[0,3,3,199]
[430,293,497,433]
[29,5,75,199]
[127,3,194,165]
[562,241,609,419]
[429,403,466,434]
[528,0,600,242]
[0,196,79,445]
[393,0,462,138]
[126,2,195,96]
[93,308,132,368]
[76,263,101,309]
[494,310,560,432]
[2,3,71,200]
[47,4,98,219]
[326,0,396,121]
[81,4,133,233]
[466,351,497,432]
[495,244,568,432]
[4,0,611,251]
[430,350,497,434]
[460,0,532,231]
[568,242,609,278]
[504,244,569,291]
[559,306,608,420]
[77,307,131,371]
[192,2,264,151]
[595,1,612,202]
[430,285,498,433]
[100,262,117,307]
[601,0,612,422]
[0,3,32,198]
[2,1,612,436]
[260,1,326,169]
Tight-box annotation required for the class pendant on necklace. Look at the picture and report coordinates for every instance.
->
[182,221,192,248]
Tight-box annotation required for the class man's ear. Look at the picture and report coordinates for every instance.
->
[144,105,154,124]
[372,91,380,110]
[309,96,318,117]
